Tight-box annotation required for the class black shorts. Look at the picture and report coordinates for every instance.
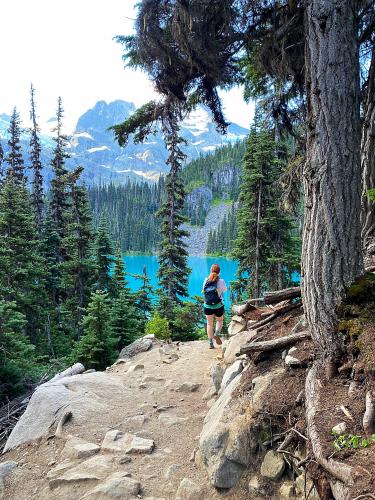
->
[204,305,224,317]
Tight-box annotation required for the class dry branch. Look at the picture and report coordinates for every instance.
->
[54,411,72,439]
[263,286,301,305]
[238,330,310,355]
[49,363,85,383]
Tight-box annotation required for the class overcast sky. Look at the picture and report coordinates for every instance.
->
[0,0,254,133]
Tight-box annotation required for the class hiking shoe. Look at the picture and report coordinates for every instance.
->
[209,340,215,349]
[214,335,222,346]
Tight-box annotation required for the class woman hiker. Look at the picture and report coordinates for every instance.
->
[203,263,227,349]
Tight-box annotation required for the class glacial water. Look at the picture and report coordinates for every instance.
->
[123,255,238,308]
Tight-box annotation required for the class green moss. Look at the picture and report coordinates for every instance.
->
[337,319,362,337]
[346,273,375,302]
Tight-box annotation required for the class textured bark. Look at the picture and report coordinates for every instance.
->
[253,182,262,298]
[361,45,375,248]
[303,0,363,359]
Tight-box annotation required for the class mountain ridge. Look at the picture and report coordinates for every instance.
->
[0,100,248,185]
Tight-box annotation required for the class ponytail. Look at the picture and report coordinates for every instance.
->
[208,263,220,282]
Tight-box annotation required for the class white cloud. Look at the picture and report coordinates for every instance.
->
[0,0,253,134]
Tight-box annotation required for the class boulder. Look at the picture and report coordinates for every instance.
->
[119,337,153,359]
[4,372,126,452]
[48,455,114,488]
[199,367,285,489]
[81,472,141,499]
[210,363,225,393]
[220,360,243,393]
[175,478,204,500]
[260,450,285,481]
[223,330,256,366]
[101,430,154,454]
[61,437,100,460]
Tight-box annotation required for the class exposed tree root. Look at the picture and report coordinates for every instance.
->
[363,390,375,437]
[305,363,356,485]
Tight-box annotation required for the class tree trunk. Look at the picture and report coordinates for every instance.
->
[303,0,363,360]
[253,182,262,298]
[361,44,375,249]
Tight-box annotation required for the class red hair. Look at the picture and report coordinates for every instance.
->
[208,263,220,282]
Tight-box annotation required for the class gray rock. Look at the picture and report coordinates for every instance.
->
[123,415,148,427]
[174,382,201,393]
[210,363,225,393]
[228,315,247,337]
[202,386,217,401]
[332,422,347,435]
[118,456,132,464]
[220,360,243,393]
[61,437,100,460]
[119,337,153,360]
[0,461,17,489]
[165,463,181,480]
[4,372,126,452]
[48,455,114,488]
[81,472,141,499]
[199,368,285,489]
[158,415,188,426]
[260,450,285,481]
[101,430,154,454]
[175,478,204,500]
[223,330,256,366]
[295,474,319,498]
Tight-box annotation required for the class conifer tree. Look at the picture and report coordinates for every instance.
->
[94,217,114,292]
[61,168,95,337]
[233,125,299,299]
[71,291,118,370]
[133,265,153,323]
[0,300,35,401]
[29,84,44,233]
[0,177,44,342]
[112,245,128,298]
[157,109,190,312]
[50,97,70,254]
[110,291,141,349]
[0,140,4,181]
[5,108,25,184]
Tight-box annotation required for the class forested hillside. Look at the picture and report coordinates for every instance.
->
[88,180,164,253]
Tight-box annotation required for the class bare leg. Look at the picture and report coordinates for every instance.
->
[215,315,224,336]
[206,315,214,339]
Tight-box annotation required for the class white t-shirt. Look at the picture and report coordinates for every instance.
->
[203,277,227,299]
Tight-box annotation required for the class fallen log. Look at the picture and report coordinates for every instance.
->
[49,363,85,383]
[363,391,375,437]
[238,330,310,355]
[248,302,302,332]
[264,286,301,305]
[231,302,257,316]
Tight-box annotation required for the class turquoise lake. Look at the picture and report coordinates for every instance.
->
[123,255,238,307]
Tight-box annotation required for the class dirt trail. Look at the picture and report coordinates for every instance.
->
[1,341,233,500]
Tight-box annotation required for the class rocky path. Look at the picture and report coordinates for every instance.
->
[1,341,229,500]
[182,202,232,255]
